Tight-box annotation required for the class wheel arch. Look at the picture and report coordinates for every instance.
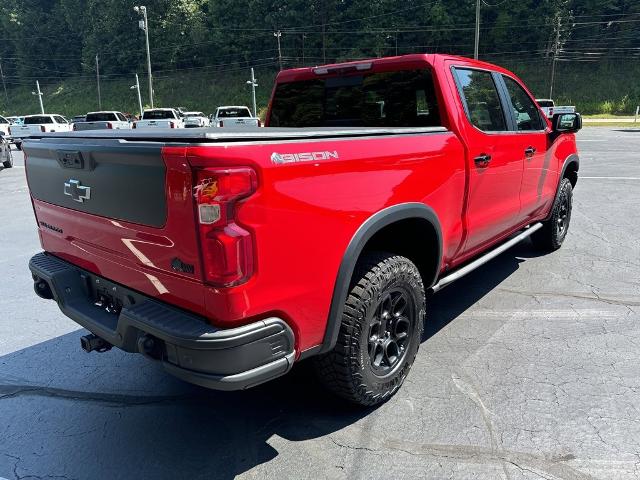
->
[561,153,579,187]
[315,203,443,355]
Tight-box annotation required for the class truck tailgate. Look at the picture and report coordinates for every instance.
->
[24,137,209,316]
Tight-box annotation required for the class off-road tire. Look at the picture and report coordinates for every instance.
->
[313,252,426,406]
[2,151,13,168]
[531,177,573,251]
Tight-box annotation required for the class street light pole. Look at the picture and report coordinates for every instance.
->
[474,0,481,60]
[246,68,258,118]
[33,81,44,114]
[134,5,154,108]
[0,59,9,110]
[549,17,561,99]
[274,31,282,70]
[95,54,102,110]
[131,74,143,118]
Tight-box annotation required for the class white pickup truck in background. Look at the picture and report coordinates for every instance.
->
[0,115,10,136]
[133,108,184,129]
[536,99,576,119]
[73,111,131,131]
[9,114,72,149]
[183,111,210,128]
[212,106,260,128]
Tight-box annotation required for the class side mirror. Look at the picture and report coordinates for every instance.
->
[552,112,582,133]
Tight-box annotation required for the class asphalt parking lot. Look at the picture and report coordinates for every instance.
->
[1,127,639,480]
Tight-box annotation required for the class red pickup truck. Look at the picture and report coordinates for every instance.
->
[25,54,581,406]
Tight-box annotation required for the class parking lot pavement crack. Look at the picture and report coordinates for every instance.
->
[495,288,640,307]
[0,383,192,407]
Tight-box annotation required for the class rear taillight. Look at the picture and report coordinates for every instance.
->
[169,122,175,128]
[549,108,554,117]
[194,167,257,287]
[132,122,137,129]
[257,119,262,127]
[219,121,223,127]
[106,122,113,129]
[72,123,77,131]
[8,126,11,135]
[40,126,46,132]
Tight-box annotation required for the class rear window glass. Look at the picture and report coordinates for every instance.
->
[269,69,441,128]
[536,100,554,108]
[86,112,118,122]
[143,110,175,120]
[217,108,251,118]
[184,113,204,118]
[24,116,53,124]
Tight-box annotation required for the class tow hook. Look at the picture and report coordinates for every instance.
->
[80,333,112,353]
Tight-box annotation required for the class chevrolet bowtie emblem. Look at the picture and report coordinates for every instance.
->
[64,179,91,203]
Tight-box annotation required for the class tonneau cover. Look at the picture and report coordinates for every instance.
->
[23,126,447,143]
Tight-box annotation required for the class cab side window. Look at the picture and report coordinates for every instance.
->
[453,68,506,132]
[502,76,544,131]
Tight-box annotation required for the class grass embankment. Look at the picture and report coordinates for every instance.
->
[1,69,278,118]
[1,61,639,118]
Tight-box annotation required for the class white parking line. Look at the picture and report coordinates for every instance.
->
[581,176,640,180]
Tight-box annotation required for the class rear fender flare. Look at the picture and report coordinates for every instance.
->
[316,202,442,355]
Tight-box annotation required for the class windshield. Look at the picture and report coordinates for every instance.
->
[24,116,53,125]
[217,108,251,118]
[269,69,441,128]
[142,110,176,120]
[86,112,118,122]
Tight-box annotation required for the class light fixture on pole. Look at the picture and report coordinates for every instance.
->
[134,5,154,108]
[274,31,283,70]
[246,68,258,118]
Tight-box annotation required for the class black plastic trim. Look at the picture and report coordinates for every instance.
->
[544,153,579,221]
[29,252,295,390]
[318,203,442,355]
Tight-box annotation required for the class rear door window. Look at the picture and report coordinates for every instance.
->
[24,116,53,125]
[269,69,441,128]
[86,112,117,122]
[453,68,506,132]
[143,110,175,120]
[502,76,545,131]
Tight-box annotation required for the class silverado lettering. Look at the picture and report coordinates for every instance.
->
[24,54,581,406]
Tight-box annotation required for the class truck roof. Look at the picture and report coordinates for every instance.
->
[275,53,515,83]
[86,111,122,115]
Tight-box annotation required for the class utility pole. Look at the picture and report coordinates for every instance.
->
[474,0,481,59]
[395,30,399,56]
[246,68,258,118]
[33,81,44,114]
[131,74,143,118]
[274,31,282,70]
[322,24,326,63]
[95,54,102,110]
[302,33,306,66]
[134,5,154,108]
[0,59,8,110]
[549,16,561,99]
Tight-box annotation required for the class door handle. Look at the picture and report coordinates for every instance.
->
[524,146,536,157]
[474,153,492,168]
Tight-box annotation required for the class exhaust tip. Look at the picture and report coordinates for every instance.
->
[33,278,54,300]
[80,334,112,353]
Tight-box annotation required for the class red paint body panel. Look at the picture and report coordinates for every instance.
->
[28,54,579,356]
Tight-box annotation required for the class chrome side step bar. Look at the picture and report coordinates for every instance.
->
[431,222,543,293]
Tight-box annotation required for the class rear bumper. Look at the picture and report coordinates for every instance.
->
[29,252,295,390]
